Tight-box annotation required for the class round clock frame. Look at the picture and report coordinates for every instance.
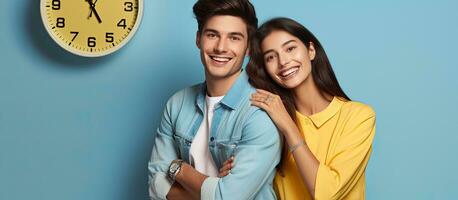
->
[40,0,143,57]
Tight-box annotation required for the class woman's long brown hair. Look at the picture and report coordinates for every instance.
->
[247,17,350,121]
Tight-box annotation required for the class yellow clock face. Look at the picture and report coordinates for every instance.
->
[40,0,143,57]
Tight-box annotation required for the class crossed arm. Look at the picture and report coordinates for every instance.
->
[167,164,207,200]
[148,103,281,200]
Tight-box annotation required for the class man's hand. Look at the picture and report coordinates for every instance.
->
[218,156,234,177]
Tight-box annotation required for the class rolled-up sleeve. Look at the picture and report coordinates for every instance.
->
[314,111,376,200]
[201,177,220,200]
[148,99,179,200]
[202,109,282,200]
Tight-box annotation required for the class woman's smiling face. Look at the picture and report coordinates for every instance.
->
[261,30,316,89]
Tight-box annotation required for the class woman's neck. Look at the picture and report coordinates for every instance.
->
[293,76,332,116]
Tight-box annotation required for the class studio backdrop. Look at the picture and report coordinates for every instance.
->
[0,0,457,199]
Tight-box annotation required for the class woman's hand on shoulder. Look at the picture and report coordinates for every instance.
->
[250,89,296,134]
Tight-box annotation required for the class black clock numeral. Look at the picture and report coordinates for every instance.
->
[117,19,126,29]
[70,31,79,41]
[106,32,114,43]
[124,2,133,12]
[56,17,65,28]
[88,37,96,47]
[52,0,61,10]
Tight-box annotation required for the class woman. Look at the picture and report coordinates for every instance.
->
[219,18,376,200]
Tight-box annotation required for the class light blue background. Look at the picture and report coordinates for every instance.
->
[1,0,457,199]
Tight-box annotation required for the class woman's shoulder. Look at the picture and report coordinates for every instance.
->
[337,99,376,137]
[340,99,376,119]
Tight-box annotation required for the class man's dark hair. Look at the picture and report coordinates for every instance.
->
[193,0,258,42]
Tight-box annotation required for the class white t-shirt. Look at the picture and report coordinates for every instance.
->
[189,95,224,177]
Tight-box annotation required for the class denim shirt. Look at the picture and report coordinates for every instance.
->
[148,71,282,200]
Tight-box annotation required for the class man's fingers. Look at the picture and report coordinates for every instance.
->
[219,163,232,172]
[218,170,230,178]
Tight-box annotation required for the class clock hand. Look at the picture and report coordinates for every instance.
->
[89,0,102,23]
[86,0,102,23]
[86,0,94,18]
[91,6,102,23]
[87,0,98,18]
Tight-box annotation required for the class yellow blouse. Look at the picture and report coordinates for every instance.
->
[274,97,376,200]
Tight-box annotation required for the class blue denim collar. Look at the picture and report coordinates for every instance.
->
[195,70,250,112]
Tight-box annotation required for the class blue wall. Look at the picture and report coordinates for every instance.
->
[1,0,457,199]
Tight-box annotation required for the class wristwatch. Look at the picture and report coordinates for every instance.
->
[167,159,184,183]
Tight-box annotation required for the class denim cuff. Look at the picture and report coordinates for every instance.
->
[149,172,172,200]
[201,176,220,200]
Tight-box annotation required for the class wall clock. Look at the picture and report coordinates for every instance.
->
[40,0,143,57]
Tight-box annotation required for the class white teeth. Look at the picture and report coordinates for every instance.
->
[280,67,298,77]
[211,56,231,62]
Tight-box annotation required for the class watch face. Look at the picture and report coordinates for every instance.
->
[171,162,179,172]
[40,0,143,57]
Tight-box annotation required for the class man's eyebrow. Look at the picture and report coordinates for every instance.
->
[263,40,297,56]
[228,32,245,38]
[202,29,245,38]
[202,29,219,34]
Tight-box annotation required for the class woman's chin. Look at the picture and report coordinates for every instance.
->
[276,81,298,89]
[275,77,304,89]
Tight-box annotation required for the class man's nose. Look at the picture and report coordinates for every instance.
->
[214,38,228,53]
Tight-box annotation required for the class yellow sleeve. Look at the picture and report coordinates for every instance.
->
[314,107,376,200]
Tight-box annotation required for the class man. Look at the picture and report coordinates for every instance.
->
[148,0,281,199]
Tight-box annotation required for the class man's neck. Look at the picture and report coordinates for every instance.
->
[205,70,242,97]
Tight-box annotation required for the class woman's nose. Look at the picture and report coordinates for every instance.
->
[279,52,291,67]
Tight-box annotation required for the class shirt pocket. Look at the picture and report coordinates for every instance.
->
[172,132,192,161]
[215,141,239,165]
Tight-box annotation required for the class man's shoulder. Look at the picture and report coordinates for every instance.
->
[229,78,272,126]
[166,83,202,106]
[236,101,278,136]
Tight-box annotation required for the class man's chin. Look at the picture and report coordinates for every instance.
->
[205,70,240,81]
[206,72,229,80]
[204,64,242,80]
[205,66,227,76]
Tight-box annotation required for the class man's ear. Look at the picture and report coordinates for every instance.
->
[245,39,251,56]
[196,31,201,49]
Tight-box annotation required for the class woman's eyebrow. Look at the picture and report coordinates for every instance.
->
[263,40,297,55]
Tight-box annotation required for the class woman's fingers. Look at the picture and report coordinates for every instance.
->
[250,99,269,111]
[250,95,267,102]
[256,89,272,95]
[251,91,280,103]
[251,91,282,113]
[251,92,267,99]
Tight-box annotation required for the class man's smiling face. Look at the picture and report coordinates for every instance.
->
[197,15,249,81]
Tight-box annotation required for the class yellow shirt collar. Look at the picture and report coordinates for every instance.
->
[296,96,345,128]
